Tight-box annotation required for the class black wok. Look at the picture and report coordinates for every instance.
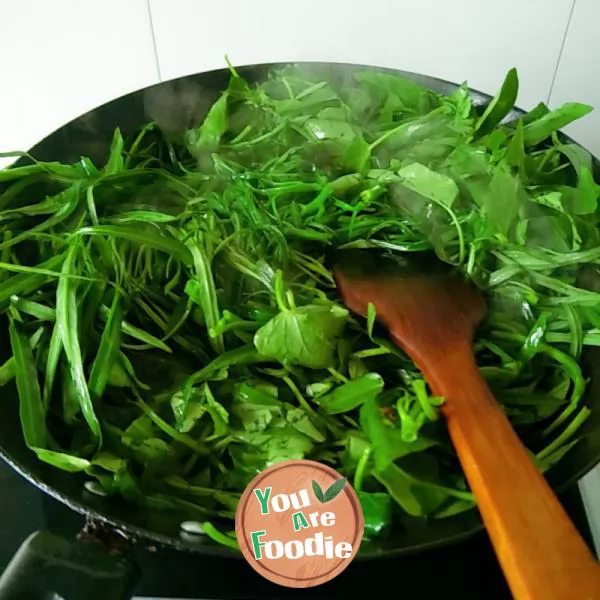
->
[0,62,600,600]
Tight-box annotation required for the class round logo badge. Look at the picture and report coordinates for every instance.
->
[235,459,364,588]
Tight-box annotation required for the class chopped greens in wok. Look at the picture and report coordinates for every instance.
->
[0,62,598,548]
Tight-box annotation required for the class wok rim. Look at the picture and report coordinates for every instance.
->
[0,59,599,561]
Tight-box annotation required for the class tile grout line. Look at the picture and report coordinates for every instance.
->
[146,0,163,82]
[547,0,577,105]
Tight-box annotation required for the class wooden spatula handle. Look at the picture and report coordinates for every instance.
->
[425,340,600,600]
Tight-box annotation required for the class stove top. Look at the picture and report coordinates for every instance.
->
[0,459,597,599]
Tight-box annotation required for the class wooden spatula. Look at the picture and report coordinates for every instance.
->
[331,248,600,600]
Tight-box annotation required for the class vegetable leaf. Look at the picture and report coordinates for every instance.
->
[186,92,229,154]
[56,244,102,447]
[358,491,392,539]
[476,67,519,136]
[254,304,348,369]
[9,317,46,448]
[523,102,593,147]
[360,396,437,471]
[319,373,384,414]
[397,162,459,208]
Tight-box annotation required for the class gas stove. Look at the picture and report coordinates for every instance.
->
[1,459,598,599]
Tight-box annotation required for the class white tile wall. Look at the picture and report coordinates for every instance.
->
[0,0,160,168]
[549,0,600,156]
[149,0,573,111]
[0,0,586,163]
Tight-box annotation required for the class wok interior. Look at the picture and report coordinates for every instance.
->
[1,62,600,558]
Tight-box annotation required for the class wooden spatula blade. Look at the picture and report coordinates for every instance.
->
[331,248,485,364]
[331,248,600,600]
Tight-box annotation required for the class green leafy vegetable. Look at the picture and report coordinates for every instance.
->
[0,60,595,552]
[358,491,393,539]
[318,373,383,414]
[397,162,459,208]
[475,67,519,136]
[523,103,593,147]
[254,302,348,369]
[9,317,46,448]
[56,243,102,448]
[360,395,437,471]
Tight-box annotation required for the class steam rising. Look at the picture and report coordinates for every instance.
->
[143,79,216,137]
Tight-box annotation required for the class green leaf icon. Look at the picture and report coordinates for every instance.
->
[323,477,347,502]
[312,479,325,502]
[312,477,347,503]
